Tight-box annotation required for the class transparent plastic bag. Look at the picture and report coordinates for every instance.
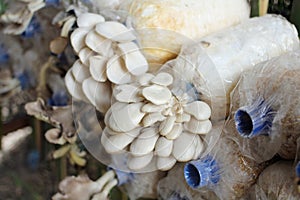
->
[163,14,299,120]
[243,161,300,200]
[231,50,300,162]
[157,163,218,200]
[125,0,250,64]
[183,123,267,200]
[119,170,166,200]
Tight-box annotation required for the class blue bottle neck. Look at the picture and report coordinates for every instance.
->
[21,16,41,38]
[234,98,275,138]
[0,44,9,63]
[113,169,134,186]
[184,155,220,189]
[296,161,300,178]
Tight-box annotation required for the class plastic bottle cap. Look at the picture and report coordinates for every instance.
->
[234,98,274,138]
[184,155,220,189]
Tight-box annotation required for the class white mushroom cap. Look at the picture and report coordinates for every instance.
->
[117,42,148,76]
[82,78,112,113]
[45,128,66,145]
[85,30,113,56]
[142,85,172,105]
[184,118,212,135]
[95,21,136,43]
[130,127,159,156]
[78,47,95,66]
[107,102,145,132]
[172,132,198,162]
[155,137,173,157]
[127,152,154,170]
[184,101,211,120]
[156,156,176,171]
[101,127,141,153]
[106,55,132,84]
[71,27,90,53]
[77,13,105,28]
[71,60,90,83]
[65,70,88,102]
[89,55,108,82]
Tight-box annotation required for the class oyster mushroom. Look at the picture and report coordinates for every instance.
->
[0,0,45,35]
[102,71,211,171]
[66,13,149,114]
[52,171,117,200]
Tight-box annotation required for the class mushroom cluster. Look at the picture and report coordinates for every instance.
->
[65,12,148,113]
[102,71,212,171]
[0,0,45,35]
[53,171,118,200]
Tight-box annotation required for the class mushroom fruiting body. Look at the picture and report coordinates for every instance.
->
[102,71,211,171]
[65,12,149,114]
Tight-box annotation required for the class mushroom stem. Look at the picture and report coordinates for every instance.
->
[101,179,118,197]
[95,170,116,191]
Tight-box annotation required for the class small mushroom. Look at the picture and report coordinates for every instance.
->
[172,131,196,162]
[53,171,117,200]
[165,123,183,140]
[184,118,212,135]
[106,55,132,84]
[101,127,141,153]
[142,112,166,127]
[50,37,68,55]
[159,116,176,136]
[114,84,141,103]
[71,60,90,83]
[65,70,87,101]
[85,30,113,55]
[95,21,136,43]
[77,13,105,28]
[45,128,66,145]
[155,137,173,157]
[89,55,108,82]
[61,17,77,37]
[175,113,191,123]
[183,101,211,120]
[151,72,173,86]
[127,152,153,170]
[78,47,95,66]
[82,78,111,113]
[108,102,145,132]
[156,156,176,171]
[70,27,90,53]
[142,103,166,113]
[130,127,159,156]
[137,73,155,86]
[142,85,172,105]
[117,42,148,76]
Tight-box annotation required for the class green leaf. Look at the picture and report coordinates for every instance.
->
[0,0,7,15]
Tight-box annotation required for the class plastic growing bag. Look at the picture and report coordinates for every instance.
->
[231,49,300,162]
[244,161,300,200]
[157,163,218,200]
[183,122,267,200]
[163,14,299,120]
[126,0,250,65]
